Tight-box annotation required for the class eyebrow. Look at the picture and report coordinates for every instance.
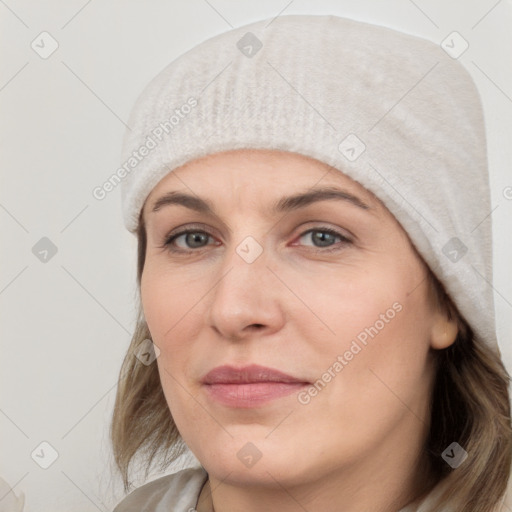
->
[150,186,371,217]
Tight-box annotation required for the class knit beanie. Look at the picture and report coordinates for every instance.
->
[118,14,499,355]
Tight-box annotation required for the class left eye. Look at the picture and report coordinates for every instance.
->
[163,227,351,253]
[296,228,351,250]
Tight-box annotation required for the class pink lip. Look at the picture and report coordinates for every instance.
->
[201,364,310,408]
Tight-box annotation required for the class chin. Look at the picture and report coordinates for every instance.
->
[191,434,314,487]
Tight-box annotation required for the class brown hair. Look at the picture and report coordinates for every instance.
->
[111,212,512,511]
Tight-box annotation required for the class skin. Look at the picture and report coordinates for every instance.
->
[140,149,458,512]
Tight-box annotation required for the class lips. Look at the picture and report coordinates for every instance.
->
[202,364,307,384]
[201,364,310,408]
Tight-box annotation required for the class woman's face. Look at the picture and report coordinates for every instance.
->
[140,149,456,491]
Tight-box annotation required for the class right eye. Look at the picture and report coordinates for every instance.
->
[160,225,219,253]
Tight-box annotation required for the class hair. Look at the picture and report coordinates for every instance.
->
[110,209,512,511]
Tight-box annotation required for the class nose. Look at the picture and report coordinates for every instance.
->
[207,245,286,342]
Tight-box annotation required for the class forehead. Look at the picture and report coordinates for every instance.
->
[145,149,380,210]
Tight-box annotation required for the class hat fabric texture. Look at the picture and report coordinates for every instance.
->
[119,14,498,355]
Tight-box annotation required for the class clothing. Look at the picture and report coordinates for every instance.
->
[112,467,208,512]
[118,14,499,355]
[112,466,512,511]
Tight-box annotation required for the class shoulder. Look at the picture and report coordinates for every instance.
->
[113,466,208,512]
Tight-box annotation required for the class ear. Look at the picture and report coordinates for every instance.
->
[430,311,458,350]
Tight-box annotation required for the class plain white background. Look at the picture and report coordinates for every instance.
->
[1,1,511,510]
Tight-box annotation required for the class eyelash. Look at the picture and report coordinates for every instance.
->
[160,224,352,254]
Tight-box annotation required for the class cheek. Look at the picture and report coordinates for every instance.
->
[304,246,434,378]
[140,265,204,397]
[140,263,198,344]
[312,263,435,429]
[299,260,426,350]
[141,266,206,433]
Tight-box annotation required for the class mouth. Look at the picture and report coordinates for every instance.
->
[201,364,310,408]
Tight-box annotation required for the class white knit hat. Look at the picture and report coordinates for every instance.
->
[119,14,498,355]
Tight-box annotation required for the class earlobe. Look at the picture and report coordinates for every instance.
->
[430,315,459,350]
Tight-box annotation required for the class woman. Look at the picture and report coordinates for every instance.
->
[110,14,511,511]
